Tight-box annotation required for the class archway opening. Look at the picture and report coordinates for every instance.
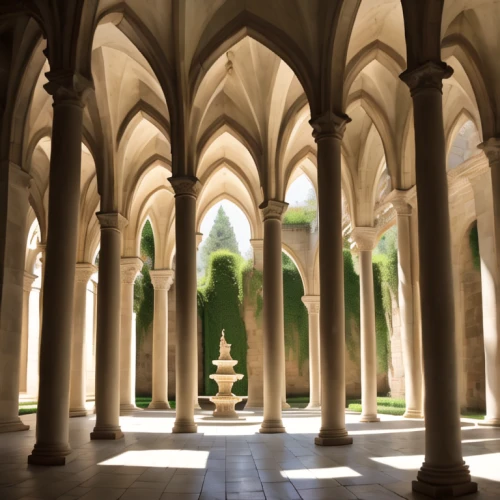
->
[448,120,481,170]
[197,200,252,398]
[133,219,157,405]
[284,173,317,227]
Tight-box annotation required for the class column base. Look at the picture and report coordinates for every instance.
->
[282,401,291,410]
[120,404,143,415]
[412,462,477,498]
[172,419,197,433]
[259,420,285,433]
[69,407,89,418]
[244,399,264,409]
[315,428,353,446]
[306,402,321,409]
[148,401,171,410]
[360,414,380,423]
[28,444,71,466]
[90,426,124,440]
[479,417,500,427]
[194,401,201,410]
[0,418,30,433]
[404,409,424,419]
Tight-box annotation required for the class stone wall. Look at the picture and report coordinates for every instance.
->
[388,292,405,398]
[460,234,486,411]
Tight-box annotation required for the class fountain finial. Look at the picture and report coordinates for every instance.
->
[219,329,232,360]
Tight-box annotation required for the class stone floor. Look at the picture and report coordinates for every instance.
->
[0,409,499,500]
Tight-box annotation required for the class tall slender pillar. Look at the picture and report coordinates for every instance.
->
[69,263,96,417]
[149,269,174,409]
[401,61,476,496]
[0,163,31,433]
[302,296,320,409]
[19,272,37,393]
[310,112,352,446]
[28,78,88,463]
[91,213,127,440]
[479,139,500,426]
[352,228,380,423]
[259,200,287,434]
[169,176,201,433]
[469,171,500,426]
[119,257,143,414]
[245,238,264,409]
[389,194,424,418]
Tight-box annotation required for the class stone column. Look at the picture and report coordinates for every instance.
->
[19,273,37,393]
[401,61,476,496]
[390,194,424,418]
[479,139,500,426]
[259,200,287,434]
[119,257,143,414]
[310,112,352,446]
[69,263,96,417]
[149,269,174,409]
[91,213,127,440]
[194,234,203,411]
[246,238,264,409]
[169,176,201,433]
[0,164,31,433]
[28,79,88,463]
[302,296,320,409]
[352,227,380,423]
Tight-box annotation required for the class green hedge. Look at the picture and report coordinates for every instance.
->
[198,251,248,396]
[344,250,360,358]
[283,207,317,226]
[469,223,480,270]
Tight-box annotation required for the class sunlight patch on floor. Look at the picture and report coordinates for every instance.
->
[99,449,210,468]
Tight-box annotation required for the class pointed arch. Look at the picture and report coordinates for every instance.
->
[189,11,316,114]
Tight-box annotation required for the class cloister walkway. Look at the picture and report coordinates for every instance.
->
[0,410,498,500]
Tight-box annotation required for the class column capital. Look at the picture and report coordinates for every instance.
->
[386,189,413,216]
[301,295,320,314]
[309,111,350,142]
[250,238,264,251]
[96,212,128,231]
[479,137,500,164]
[169,176,202,198]
[75,263,97,283]
[351,227,379,251]
[44,70,93,106]
[150,269,174,291]
[23,272,38,292]
[400,61,453,95]
[120,257,143,284]
[259,200,288,222]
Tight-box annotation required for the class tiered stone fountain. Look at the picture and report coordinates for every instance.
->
[209,330,244,418]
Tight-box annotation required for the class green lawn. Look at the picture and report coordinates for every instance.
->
[18,396,486,421]
[346,397,486,420]
[135,397,175,409]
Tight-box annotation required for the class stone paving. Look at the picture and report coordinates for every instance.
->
[0,409,499,499]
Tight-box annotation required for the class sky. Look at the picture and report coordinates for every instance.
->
[199,174,314,257]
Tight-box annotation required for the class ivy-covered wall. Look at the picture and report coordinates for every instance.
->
[282,254,308,370]
[135,220,155,345]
